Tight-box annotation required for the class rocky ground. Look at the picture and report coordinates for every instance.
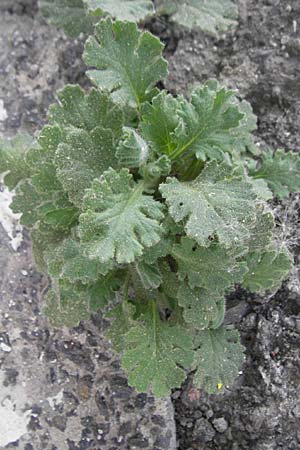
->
[0,1,300,449]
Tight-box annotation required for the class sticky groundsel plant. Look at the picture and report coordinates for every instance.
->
[39,0,238,38]
[1,19,299,397]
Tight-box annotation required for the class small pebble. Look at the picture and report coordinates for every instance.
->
[213,417,228,433]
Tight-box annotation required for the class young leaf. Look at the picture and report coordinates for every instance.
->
[122,300,194,396]
[84,0,154,22]
[79,168,164,264]
[171,82,246,161]
[160,161,257,248]
[242,247,292,293]
[0,134,34,189]
[140,91,181,155]
[249,149,300,199]
[172,237,247,292]
[116,127,149,168]
[193,326,245,394]
[159,0,238,36]
[177,283,223,330]
[83,19,168,108]
[39,0,95,37]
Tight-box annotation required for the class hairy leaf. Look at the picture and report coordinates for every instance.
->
[55,127,117,206]
[117,127,149,168]
[159,0,238,35]
[172,237,247,292]
[84,0,154,22]
[10,180,68,228]
[84,19,168,108]
[141,91,181,155]
[242,247,292,293]
[45,237,112,282]
[39,0,94,37]
[49,85,123,138]
[177,283,223,330]
[160,161,257,247]
[79,168,164,264]
[45,281,92,327]
[249,149,300,199]
[193,326,245,393]
[0,134,34,189]
[89,273,125,311]
[122,301,194,396]
[106,301,136,352]
[171,82,245,161]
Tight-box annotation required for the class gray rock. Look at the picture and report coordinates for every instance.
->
[212,417,228,433]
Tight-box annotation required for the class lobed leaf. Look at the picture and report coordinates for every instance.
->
[242,247,292,293]
[249,149,300,199]
[158,0,238,36]
[39,0,95,37]
[45,280,93,327]
[79,168,165,264]
[84,0,154,22]
[116,127,149,168]
[83,19,168,108]
[141,82,253,162]
[177,283,223,330]
[122,300,194,396]
[172,237,247,292]
[45,237,112,282]
[193,326,245,394]
[0,133,34,189]
[160,161,257,248]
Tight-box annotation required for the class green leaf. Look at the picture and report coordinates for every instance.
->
[0,134,34,189]
[11,178,78,229]
[249,149,300,199]
[159,0,238,36]
[141,91,181,155]
[242,247,292,293]
[84,0,154,22]
[135,260,162,290]
[44,280,93,327]
[89,273,125,311]
[177,283,223,330]
[79,168,164,264]
[193,326,245,394]
[45,237,112,282]
[39,0,95,37]
[160,161,257,247]
[49,85,123,139]
[171,82,245,161]
[106,301,136,352]
[116,127,149,168]
[245,208,274,252]
[83,19,168,108]
[172,237,247,292]
[122,300,194,396]
[26,125,64,193]
[55,127,118,206]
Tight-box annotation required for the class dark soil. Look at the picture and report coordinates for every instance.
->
[1,1,300,449]
[162,1,300,449]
